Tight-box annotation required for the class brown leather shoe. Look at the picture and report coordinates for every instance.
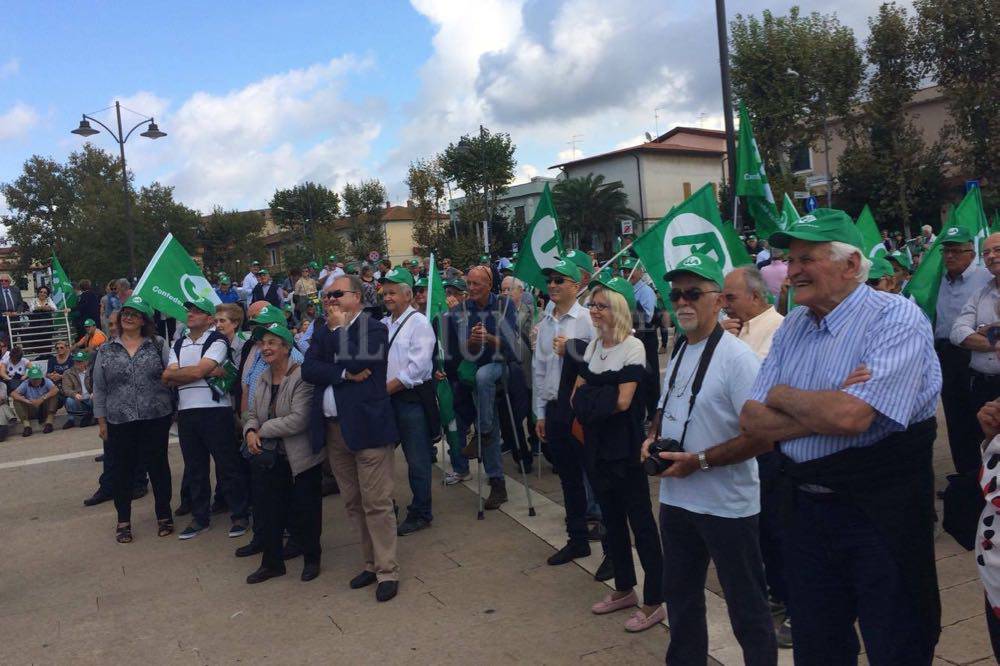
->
[485,477,507,510]
[461,430,479,459]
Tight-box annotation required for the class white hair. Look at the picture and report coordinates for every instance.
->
[828,241,872,284]
[921,224,933,234]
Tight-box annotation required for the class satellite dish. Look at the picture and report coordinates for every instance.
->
[644,132,653,142]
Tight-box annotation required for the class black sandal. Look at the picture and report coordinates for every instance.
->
[116,523,133,544]
[157,519,174,537]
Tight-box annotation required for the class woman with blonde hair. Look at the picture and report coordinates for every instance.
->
[571,275,664,633]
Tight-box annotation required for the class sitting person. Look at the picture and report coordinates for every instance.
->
[62,350,95,429]
[12,365,59,436]
[0,345,29,394]
[39,340,73,409]
[73,319,108,351]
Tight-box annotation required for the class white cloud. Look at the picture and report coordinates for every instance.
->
[0,103,39,141]
[0,58,19,79]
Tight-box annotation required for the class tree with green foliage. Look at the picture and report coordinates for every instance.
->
[916,0,999,207]
[552,173,638,250]
[730,8,863,178]
[197,208,266,279]
[268,182,341,257]
[438,127,516,238]
[342,179,388,260]
[835,2,945,236]
[407,159,450,256]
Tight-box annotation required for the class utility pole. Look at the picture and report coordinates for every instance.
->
[715,0,738,225]
[567,134,584,159]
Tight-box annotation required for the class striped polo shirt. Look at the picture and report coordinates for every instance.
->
[749,284,941,463]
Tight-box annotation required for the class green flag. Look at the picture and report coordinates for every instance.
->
[426,254,461,458]
[735,102,782,240]
[632,183,752,302]
[855,205,888,261]
[904,186,990,321]
[513,183,564,292]
[50,254,77,309]
[991,210,1000,234]
[133,234,221,321]
[780,193,800,229]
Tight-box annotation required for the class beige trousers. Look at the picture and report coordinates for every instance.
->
[325,420,399,581]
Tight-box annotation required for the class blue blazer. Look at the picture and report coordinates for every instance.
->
[301,313,399,452]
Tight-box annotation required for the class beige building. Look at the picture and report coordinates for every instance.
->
[550,127,728,231]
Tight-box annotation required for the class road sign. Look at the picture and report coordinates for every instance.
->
[805,196,818,213]
[511,242,519,254]
[620,220,634,236]
[368,251,380,262]
[805,174,829,188]
[966,179,981,193]
[793,191,810,200]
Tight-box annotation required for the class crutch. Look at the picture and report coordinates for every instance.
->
[500,377,536,517]
[473,391,485,520]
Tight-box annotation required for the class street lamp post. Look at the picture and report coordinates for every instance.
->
[71,100,166,282]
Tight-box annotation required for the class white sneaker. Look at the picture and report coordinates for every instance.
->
[444,471,471,486]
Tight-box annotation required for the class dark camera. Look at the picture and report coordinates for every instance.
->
[643,438,684,476]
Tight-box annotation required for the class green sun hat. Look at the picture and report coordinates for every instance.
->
[768,208,862,249]
[445,278,468,293]
[887,250,912,271]
[379,266,414,287]
[940,226,974,244]
[83,318,96,327]
[251,322,295,347]
[121,295,153,317]
[563,249,595,276]
[542,258,582,283]
[868,256,895,281]
[664,252,725,288]
[414,277,429,289]
[184,297,216,316]
[251,304,286,326]
[589,273,636,311]
[26,366,43,380]
[72,350,89,362]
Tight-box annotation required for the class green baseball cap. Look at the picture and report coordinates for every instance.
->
[251,260,260,266]
[282,302,294,313]
[563,249,595,275]
[887,250,912,271]
[665,252,725,288]
[83,318,96,327]
[121,295,153,317]
[445,278,468,293]
[621,256,640,271]
[184,297,216,316]
[251,304,285,326]
[542,258,582,283]
[414,277,429,289]
[327,255,338,263]
[769,208,863,249]
[868,256,895,281]
[379,266,414,287]
[940,226,974,244]
[72,350,89,362]
[405,258,420,268]
[251,322,295,347]
[219,276,231,286]
[478,254,490,264]
[308,261,320,270]
[26,366,43,380]
[589,273,636,311]
[257,268,269,276]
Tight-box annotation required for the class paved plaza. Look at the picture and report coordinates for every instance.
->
[0,401,994,664]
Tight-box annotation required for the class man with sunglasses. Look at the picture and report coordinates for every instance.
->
[302,275,400,602]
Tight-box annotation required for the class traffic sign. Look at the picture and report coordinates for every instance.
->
[805,174,829,188]
[793,191,810,200]
[368,251,380,262]
[511,242,519,254]
[805,196,818,213]
[620,220,634,236]
[966,179,981,193]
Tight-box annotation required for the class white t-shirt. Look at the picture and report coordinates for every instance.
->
[658,332,761,518]
[583,335,645,374]
[2,352,29,378]
[169,329,231,410]
[321,267,346,291]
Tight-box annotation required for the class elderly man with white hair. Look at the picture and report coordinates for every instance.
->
[722,265,784,360]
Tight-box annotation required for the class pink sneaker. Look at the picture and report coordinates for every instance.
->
[624,605,666,632]
[591,589,637,615]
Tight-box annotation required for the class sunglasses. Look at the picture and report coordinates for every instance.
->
[586,302,610,312]
[322,290,356,300]
[865,278,883,287]
[668,288,720,303]
[546,276,566,285]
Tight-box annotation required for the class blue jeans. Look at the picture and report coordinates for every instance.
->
[65,396,93,424]
[393,398,433,522]
[450,362,504,479]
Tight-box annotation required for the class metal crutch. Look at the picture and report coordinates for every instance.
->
[474,392,485,520]
[501,379,536,517]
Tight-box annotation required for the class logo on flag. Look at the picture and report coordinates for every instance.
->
[663,213,731,269]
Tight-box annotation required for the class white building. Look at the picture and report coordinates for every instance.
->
[449,176,558,228]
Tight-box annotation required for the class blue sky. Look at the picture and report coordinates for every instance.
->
[0,0,897,214]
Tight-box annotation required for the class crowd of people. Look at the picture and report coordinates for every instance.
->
[6,204,1000,663]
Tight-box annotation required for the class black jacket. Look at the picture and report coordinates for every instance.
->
[571,359,646,466]
[251,282,282,307]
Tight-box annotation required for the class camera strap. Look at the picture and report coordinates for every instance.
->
[658,324,724,449]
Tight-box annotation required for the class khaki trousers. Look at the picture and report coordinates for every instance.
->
[325,420,399,581]
[14,395,57,426]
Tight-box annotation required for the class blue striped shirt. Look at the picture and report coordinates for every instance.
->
[749,285,941,462]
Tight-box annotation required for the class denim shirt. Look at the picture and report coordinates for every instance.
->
[92,336,174,424]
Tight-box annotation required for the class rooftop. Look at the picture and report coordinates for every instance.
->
[550,126,726,169]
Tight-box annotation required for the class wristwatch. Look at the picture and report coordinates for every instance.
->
[698,451,710,471]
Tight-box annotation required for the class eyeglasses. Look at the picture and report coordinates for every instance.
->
[119,309,143,319]
[983,248,1000,257]
[323,290,356,299]
[668,288,720,303]
[586,302,610,312]
[546,276,566,285]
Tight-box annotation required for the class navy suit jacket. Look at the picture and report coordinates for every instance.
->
[301,312,398,452]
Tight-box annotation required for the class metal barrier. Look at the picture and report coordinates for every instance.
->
[5,311,74,359]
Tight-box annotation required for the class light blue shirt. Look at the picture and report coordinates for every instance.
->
[749,285,941,463]
[935,263,992,340]
[297,320,315,354]
[632,280,656,324]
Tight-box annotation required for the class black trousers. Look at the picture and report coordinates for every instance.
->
[99,434,149,497]
[106,415,173,524]
[588,459,663,606]
[177,407,249,526]
[972,373,1000,441]
[659,504,777,666]
[549,430,589,544]
[254,458,322,571]
[937,343,980,476]
[757,453,787,606]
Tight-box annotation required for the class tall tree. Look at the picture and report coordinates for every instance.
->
[268,182,341,257]
[730,8,863,177]
[552,174,638,250]
[197,208,266,279]
[407,158,449,255]
[916,0,999,205]
[835,2,945,236]
[0,155,74,273]
[134,182,200,259]
[342,179,388,260]
[438,127,516,237]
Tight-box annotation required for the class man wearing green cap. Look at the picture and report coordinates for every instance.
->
[215,275,241,305]
[933,226,993,477]
[73,318,108,352]
[319,256,345,291]
[722,209,942,663]
[644,251,775,659]
[865,256,897,293]
[62,350,95,429]
[444,278,467,308]
[11,365,59,436]
[563,249,595,287]
[241,260,262,305]
[251,269,283,308]
[886,251,911,293]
